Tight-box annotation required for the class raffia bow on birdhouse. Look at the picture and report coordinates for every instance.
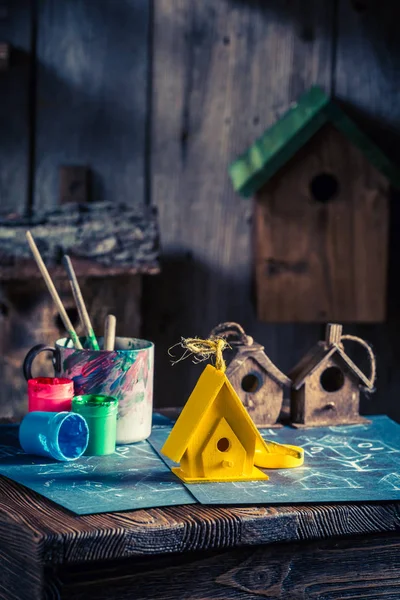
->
[168,336,230,372]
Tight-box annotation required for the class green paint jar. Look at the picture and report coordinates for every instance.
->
[72,394,118,456]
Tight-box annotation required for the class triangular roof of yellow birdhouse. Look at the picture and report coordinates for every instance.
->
[227,342,291,388]
[229,86,400,198]
[162,364,270,464]
[289,341,373,391]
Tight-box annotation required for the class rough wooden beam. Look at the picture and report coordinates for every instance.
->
[0,203,160,279]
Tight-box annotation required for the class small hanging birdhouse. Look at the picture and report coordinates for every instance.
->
[229,86,400,323]
[209,322,290,427]
[289,323,375,427]
[162,338,304,483]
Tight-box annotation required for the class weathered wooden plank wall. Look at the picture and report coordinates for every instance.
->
[333,0,400,422]
[0,0,148,417]
[34,0,148,211]
[145,0,400,422]
[1,0,400,421]
[32,0,149,356]
[0,0,31,215]
[0,0,33,417]
[145,0,332,410]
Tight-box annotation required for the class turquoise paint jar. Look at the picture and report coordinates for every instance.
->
[19,411,89,461]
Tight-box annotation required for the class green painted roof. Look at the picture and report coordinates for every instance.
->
[229,86,400,197]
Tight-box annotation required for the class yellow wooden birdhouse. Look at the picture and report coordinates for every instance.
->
[162,359,303,483]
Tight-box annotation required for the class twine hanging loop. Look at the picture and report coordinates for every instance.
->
[209,321,253,346]
[340,334,376,391]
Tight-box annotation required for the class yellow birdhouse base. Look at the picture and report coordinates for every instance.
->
[254,443,304,469]
[171,465,269,484]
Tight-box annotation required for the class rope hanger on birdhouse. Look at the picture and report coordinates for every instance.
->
[337,333,376,391]
[324,323,376,391]
[209,322,254,346]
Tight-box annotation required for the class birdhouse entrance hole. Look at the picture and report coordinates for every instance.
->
[310,173,339,203]
[217,437,231,452]
[241,372,263,393]
[320,366,345,392]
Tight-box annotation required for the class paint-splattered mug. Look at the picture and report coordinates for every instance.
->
[23,337,154,444]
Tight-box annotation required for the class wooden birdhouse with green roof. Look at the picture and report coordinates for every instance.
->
[229,86,400,323]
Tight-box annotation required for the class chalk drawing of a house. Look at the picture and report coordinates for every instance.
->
[324,436,398,454]
[301,434,399,458]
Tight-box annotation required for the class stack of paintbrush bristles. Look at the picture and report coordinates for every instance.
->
[26,231,116,351]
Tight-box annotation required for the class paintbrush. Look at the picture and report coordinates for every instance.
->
[62,255,99,350]
[104,314,116,351]
[26,231,83,349]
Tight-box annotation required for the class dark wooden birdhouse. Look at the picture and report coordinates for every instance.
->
[209,322,291,427]
[229,86,400,323]
[289,323,375,427]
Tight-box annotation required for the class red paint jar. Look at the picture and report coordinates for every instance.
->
[28,377,74,413]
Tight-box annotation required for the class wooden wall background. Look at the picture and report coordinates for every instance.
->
[1,0,400,422]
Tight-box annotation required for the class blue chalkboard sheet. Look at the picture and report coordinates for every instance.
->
[0,415,399,515]
[149,415,400,505]
[0,414,196,514]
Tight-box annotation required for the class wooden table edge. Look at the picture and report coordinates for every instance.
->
[0,476,399,567]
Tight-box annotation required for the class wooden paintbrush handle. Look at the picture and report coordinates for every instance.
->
[26,231,83,349]
[104,315,116,351]
[63,255,99,350]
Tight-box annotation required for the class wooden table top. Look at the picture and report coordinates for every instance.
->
[0,410,400,568]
